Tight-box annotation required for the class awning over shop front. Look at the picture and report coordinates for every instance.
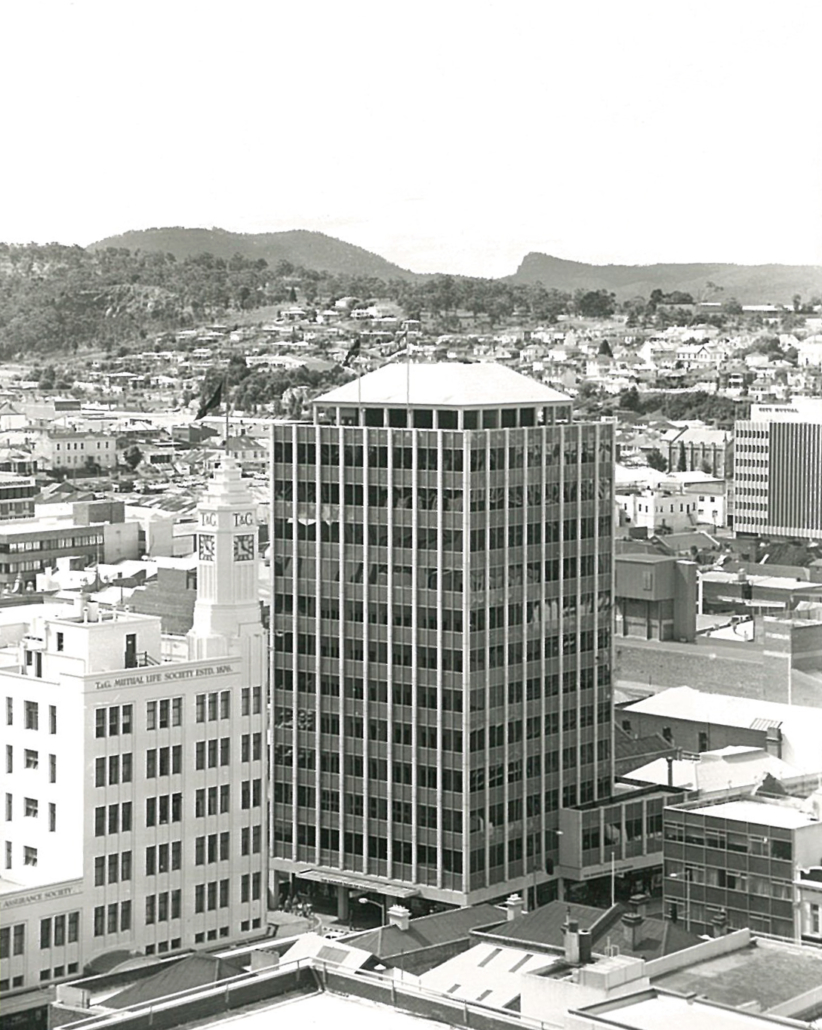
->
[297,868,420,899]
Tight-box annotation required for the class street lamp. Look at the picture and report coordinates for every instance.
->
[357,896,386,925]
[669,871,691,932]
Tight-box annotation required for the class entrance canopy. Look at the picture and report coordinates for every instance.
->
[297,868,420,899]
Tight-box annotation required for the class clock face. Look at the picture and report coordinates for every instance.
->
[233,534,255,562]
[198,534,215,561]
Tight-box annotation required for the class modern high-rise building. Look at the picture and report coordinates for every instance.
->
[0,457,267,998]
[269,363,614,915]
[734,399,822,540]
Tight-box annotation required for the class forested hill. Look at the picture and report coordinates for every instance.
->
[89,227,419,282]
[511,253,822,305]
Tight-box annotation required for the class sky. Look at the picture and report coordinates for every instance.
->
[2,0,821,278]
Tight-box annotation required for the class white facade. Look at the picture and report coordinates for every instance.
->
[616,489,697,535]
[0,457,267,998]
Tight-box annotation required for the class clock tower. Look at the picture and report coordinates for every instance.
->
[188,457,264,678]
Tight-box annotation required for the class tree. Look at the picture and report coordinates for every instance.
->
[619,386,641,412]
[598,339,613,358]
[576,290,617,319]
[646,448,668,472]
[123,445,143,471]
[677,441,687,472]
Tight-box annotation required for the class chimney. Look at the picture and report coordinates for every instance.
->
[711,909,728,938]
[578,928,593,964]
[630,893,650,919]
[506,893,525,922]
[387,905,410,931]
[622,911,643,951]
[564,917,580,963]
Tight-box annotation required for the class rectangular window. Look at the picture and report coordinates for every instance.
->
[49,803,56,832]
[146,701,156,731]
[40,918,51,949]
[50,753,56,783]
[220,691,230,719]
[24,846,37,866]
[54,914,65,947]
[5,697,11,725]
[95,856,105,885]
[25,700,38,730]
[24,797,38,818]
[5,745,11,774]
[120,901,131,931]
[25,749,38,769]
[49,705,57,734]
[94,907,104,937]
[172,697,182,726]
[196,694,205,723]
[68,912,78,942]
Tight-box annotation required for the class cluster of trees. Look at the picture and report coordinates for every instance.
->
[618,387,749,425]
[199,355,348,416]
[0,244,283,356]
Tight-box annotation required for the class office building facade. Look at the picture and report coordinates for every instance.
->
[1,457,267,997]
[734,399,822,540]
[269,363,614,910]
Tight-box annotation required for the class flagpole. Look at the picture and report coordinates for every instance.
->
[224,370,230,452]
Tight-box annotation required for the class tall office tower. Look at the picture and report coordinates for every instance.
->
[734,399,822,540]
[0,458,267,995]
[270,363,614,913]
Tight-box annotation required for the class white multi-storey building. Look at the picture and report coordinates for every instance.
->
[1,457,267,999]
[734,399,822,540]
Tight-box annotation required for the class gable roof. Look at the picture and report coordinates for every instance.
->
[344,903,504,959]
[477,900,702,962]
[104,953,245,1009]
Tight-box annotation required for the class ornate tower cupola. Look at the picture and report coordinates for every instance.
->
[188,456,263,666]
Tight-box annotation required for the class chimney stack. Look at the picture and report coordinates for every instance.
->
[564,916,580,963]
[630,893,650,919]
[622,911,643,951]
[506,893,525,922]
[711,909,728,938]
[387,905,410,931]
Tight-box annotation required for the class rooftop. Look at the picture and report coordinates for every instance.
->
[652,937,822,1011]
[578,988,798,1030]
[682,798,816,829]
[313,362,569,408]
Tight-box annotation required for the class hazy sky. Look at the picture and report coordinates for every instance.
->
[3,0,821,277]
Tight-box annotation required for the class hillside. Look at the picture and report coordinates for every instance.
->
[89,227,419,281]
[510,253,822,305]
